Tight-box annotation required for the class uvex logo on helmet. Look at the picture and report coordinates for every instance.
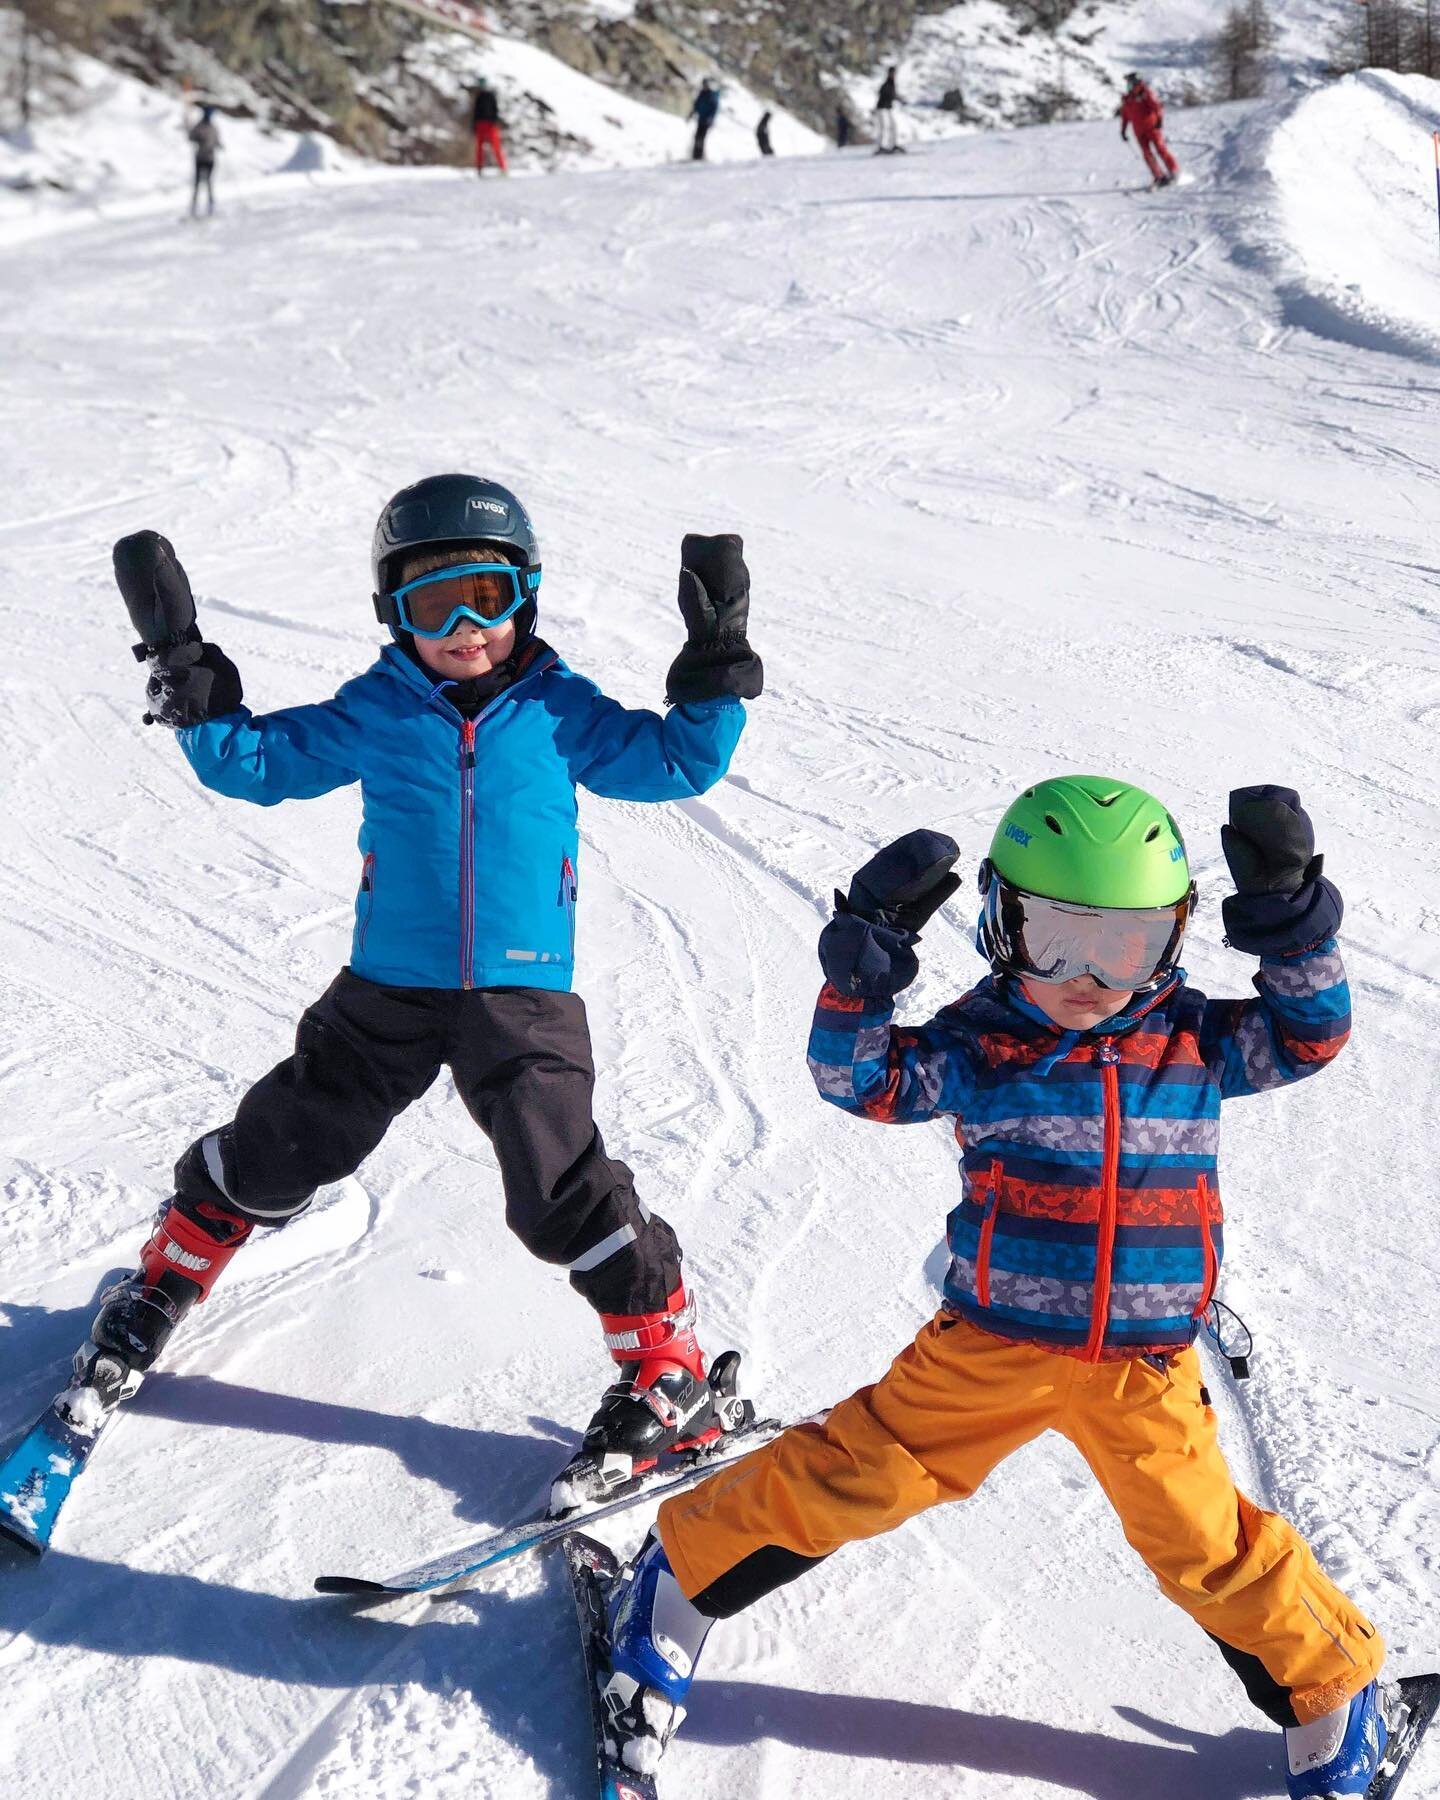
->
[467,497,510,519]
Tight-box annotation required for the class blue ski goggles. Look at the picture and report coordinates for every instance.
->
[388,562,539,639]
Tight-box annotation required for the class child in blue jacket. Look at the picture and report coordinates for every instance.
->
[88,473,764,1502]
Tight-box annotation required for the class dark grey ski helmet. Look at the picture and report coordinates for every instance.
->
[371,474,541,637]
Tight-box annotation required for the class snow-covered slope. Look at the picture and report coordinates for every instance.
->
[0,26,370,241]
[853,0,1357,135]
[1229,70,1440,359]
[2,72,1440,1800]
[0,8,823,241]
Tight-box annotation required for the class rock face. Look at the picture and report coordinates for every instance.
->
[40,0,1110,164]
[99,0,455,160]
[505,0,961,134]
[642,0,923,128]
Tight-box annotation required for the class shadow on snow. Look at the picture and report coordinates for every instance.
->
[0,1547,1279,1796]
[686,1681,1279,1797]
[1,1296,574,1530]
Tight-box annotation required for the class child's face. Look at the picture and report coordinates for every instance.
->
[1022,974,1136,1032]
[412,613,517,680]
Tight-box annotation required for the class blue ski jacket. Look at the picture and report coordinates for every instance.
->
[177,642,746,991]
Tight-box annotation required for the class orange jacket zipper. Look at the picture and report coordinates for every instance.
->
[975,1161,1001,1308]
[1084,1040,1121,1361]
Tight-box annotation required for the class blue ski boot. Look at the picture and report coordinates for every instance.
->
[1284,1679,1400,1798]
[600,1532,715,1775]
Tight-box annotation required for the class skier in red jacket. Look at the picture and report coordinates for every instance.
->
[1117,72,1178,186]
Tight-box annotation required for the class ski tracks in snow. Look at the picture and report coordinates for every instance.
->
[3,94,1440,1800]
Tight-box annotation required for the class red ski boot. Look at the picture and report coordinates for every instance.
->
[550,1286,752,1512]
[74,1196,252,1409]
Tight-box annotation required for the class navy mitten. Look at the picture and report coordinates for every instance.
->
[1220,785,1342,955]
[818,829,961,997]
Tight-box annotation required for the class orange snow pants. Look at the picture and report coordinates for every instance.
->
[659,1314,1382,1724]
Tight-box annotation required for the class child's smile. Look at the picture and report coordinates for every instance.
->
[416,619,517,678]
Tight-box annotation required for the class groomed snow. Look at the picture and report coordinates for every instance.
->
[2,63,1440,1800]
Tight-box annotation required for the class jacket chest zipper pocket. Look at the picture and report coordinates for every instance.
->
[558,855,578,956]
[1193,1173,1219,1319]
[358,852,377,952]
[975,1163,1002,1309]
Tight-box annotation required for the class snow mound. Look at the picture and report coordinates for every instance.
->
[275,131,335,174]
[1237,70,1440,360]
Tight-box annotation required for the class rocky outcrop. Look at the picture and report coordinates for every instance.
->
[18,0,1124,165]
[645,0,928,129]
[493,0,960,135]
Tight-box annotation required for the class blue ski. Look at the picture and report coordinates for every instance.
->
[0,1384,119,1554]
[564,1533,660,1800]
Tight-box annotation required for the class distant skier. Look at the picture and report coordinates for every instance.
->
[598,779,1405,1800]
[1117,71,1178,186]
[471,76,508,175]
[835,106,852,149]
[755,111,773,157]
[689,77,719,161]
[80,480,764,1513]
[188,104,220,218]
[874,64,901,154]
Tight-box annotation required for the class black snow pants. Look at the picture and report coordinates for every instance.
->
[172,969,682,1314]
[191,157,215,216]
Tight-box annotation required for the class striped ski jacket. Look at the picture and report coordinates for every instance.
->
[807,946,1350,1358]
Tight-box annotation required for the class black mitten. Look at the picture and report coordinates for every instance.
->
[818,830,961,998]
[114,530,198,649]
[1220,785,1342,955]
[142,637,244,729]
[113,531,243,728]
[665,533,763,706]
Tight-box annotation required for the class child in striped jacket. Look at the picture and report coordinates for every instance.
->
[601,777,1398,1800]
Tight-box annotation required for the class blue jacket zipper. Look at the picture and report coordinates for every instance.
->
[459,720,476,988]
[440,652,558,989]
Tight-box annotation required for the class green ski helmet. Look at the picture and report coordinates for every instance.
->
[978,775,1195,990]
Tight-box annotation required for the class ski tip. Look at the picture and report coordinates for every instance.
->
[314,1574,392,1596]
[0,1516,47,1558]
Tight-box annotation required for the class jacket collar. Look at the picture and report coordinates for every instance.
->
[377,637,559,708]
[991,970,1185,1040]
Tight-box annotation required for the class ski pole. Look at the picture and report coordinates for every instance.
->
[1434,132,1440,258]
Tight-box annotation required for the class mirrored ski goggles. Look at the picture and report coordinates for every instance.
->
[389,562,537,638]
[983,874,1195,991]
